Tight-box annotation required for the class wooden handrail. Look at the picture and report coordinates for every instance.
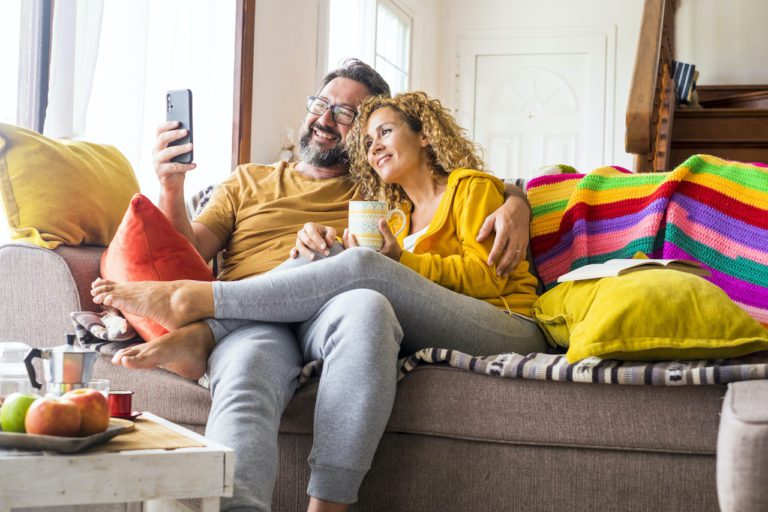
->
[625,0,677,172]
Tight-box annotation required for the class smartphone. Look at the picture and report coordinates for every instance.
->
[166,89,194,164]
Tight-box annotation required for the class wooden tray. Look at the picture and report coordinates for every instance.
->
[0,418,134,454]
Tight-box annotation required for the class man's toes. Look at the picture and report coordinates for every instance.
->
[113,346,139,361]
[123,352,157,369]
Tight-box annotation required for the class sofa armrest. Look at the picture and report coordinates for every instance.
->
[0,242,104,348]
[717,379,768,512]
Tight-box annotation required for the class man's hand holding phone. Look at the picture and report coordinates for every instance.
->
[153,121,197,190]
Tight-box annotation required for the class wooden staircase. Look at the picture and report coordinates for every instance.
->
[670,86,768,167]
[625,0,768,172]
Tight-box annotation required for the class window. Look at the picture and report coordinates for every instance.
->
[323,0,412,95]
[0,1,254,244]
[374,0,411,95]
[48,1,238,203]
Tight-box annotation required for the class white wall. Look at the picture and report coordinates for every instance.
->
[251,0,440,163]
[403,0,441,97]
[249,0,320,164]
[248,0,766,167]
[675,0,768,85]
[248,0,441,165]
[248,0,645,168]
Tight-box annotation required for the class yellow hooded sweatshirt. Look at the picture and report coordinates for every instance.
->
[395,168,539,317]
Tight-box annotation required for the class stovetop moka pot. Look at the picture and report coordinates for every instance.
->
[24,334,99,396]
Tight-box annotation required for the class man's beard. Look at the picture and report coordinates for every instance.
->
[299,124,350,168]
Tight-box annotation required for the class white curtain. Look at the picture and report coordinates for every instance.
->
[43,0,237,203]
[44,0,104,139]
[0,0,24,242]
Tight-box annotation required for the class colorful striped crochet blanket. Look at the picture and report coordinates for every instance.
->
[528,154,768,327]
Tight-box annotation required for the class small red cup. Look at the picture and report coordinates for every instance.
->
[108,390,134,417]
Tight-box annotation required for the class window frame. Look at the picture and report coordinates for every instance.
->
[15,0,53,132]
[318,0,414,94]
[233,0,255,167]
[374,0,413,93]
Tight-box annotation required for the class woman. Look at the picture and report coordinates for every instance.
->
[92,91,547,371]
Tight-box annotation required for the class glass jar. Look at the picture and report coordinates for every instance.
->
[0,341,36,404]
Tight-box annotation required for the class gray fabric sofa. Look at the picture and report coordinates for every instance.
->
[1,241,766,511]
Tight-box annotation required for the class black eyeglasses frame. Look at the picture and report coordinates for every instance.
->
[306,96,357,126]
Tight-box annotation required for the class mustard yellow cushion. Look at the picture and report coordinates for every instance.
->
[532,269,768,363]
[0,123,140,249]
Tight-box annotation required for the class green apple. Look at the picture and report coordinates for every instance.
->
[1,392,39,433]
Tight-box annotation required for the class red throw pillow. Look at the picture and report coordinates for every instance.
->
[100,193,214,341]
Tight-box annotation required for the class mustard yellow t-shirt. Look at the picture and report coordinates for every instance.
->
[195,161,359,281]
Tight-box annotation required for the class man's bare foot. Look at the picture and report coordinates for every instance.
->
[91,278,214,330]
[111,322,215,380]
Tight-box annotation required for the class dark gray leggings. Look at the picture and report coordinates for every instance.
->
[212,246,547,357]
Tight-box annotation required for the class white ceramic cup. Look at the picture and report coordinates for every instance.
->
[348,201,407,250]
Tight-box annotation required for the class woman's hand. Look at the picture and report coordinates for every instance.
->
[342,221,401,260]
[290,222,337,260]
[377,219,402,261]
[476,194,530,277]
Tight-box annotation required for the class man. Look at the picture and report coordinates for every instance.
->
[123,60,531,512]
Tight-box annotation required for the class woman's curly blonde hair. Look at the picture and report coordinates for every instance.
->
[347,91,485,207]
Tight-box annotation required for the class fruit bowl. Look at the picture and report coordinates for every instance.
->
[0,418,134,454]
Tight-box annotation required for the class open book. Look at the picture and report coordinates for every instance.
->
[557,259,711,283]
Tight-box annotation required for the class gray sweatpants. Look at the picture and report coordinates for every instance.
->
[205,247,546,511]
[206,288,403,511]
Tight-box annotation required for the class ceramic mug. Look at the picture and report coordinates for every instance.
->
[348,201,406,250]
[108,390,134,417]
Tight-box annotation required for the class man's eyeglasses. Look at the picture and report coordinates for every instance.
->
[306,96,357,126]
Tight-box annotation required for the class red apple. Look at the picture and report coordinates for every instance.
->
[62,388,110,436]
[24,397,81,437]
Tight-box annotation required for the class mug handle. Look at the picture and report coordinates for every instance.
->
[24,348,43,390]
[386,208,407,238]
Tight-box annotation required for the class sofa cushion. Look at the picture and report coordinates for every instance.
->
[532,269,768,363]
[100,194,214,341]
[0,123,139,249]
[281,365,725,455]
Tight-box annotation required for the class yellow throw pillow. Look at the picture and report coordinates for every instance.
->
[0,123,140,249]
[532,269,768,363]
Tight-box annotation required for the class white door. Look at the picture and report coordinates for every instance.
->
[456,28,615,180]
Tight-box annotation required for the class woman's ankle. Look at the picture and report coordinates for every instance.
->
[307,497,349,512]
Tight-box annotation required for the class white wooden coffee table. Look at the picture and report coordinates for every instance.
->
[0,412,234,512]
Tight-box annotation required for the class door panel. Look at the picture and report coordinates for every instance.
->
[457,29,615,180]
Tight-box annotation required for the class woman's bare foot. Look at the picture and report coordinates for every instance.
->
[91,278,214,330]
[111,322,215,380]
[308,497,349,512]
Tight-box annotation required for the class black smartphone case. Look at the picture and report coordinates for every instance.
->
[166,89,194,164]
